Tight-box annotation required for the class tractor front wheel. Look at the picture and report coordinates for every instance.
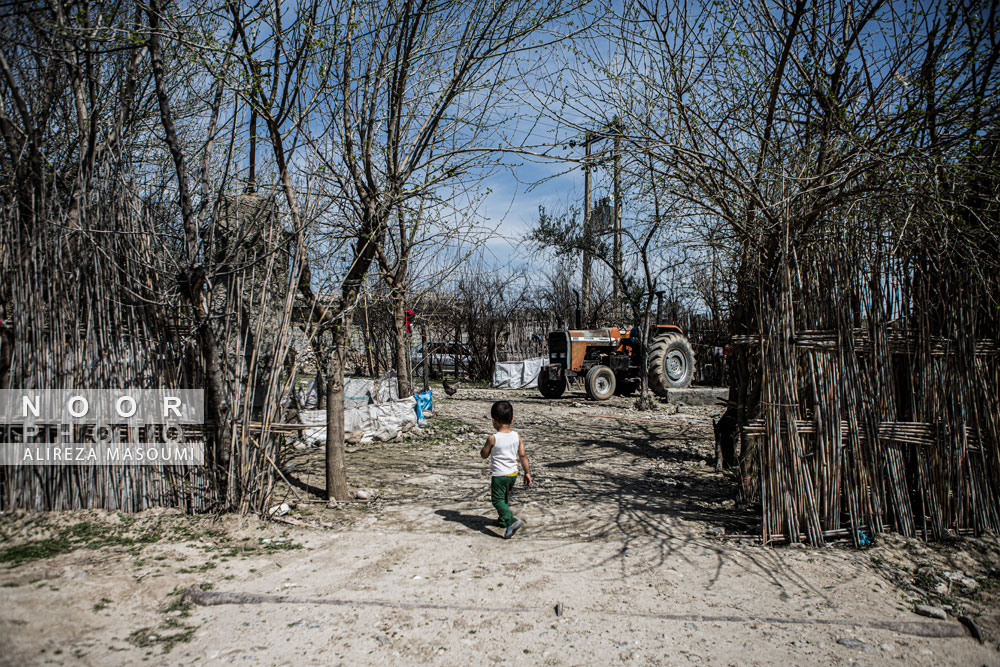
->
[539,367,567,398]
[648,333,695,394]
[585,365,616,401]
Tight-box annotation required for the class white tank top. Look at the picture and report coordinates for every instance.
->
[490,431,520,476]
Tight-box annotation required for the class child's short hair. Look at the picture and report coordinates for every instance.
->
[491,400,514,425]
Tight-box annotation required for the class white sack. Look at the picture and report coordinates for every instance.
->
[298,409,328,445]
[297,397,417,445]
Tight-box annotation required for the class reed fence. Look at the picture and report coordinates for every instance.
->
[1,185,302,514]
[736,238,999,546]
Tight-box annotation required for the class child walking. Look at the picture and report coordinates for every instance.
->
[480,400,532,539]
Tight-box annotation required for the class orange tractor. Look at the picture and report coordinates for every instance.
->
[538,297,695,400]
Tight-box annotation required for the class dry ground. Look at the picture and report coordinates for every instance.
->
[1,387,998,666]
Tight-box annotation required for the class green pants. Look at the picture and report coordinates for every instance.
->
[491,474,518,527]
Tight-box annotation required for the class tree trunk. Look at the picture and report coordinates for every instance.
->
[487,329,497,382]
[307,338,327,410]
[391,291,412,397]
[325,326,350,503]
[638,305,652,408]
[0,322,12,389]
[197,320,229,468]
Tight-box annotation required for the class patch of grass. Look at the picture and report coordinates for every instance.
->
[129,588,203,652]
[204,537,301,559]
[93,597,113,612]
[127,625,196,653]
[0,536,75,565]
[163,587,192,617]
[0,519,166,566]
[264,539,301,553]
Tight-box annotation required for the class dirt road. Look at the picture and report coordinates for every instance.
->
[1,388,998,665]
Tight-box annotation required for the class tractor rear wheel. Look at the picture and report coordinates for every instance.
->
[585,365,616,401]
[648,333,695,394]
[539,367,567,398]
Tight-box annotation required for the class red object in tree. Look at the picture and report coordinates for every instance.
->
[404,309,414,334]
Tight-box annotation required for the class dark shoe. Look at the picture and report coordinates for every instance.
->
[504,519,523,539]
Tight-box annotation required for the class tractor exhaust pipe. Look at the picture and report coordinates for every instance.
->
[575,291,581,329]
[656,291,665,325]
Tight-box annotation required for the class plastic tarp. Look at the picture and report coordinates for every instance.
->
[357,396,416,442]
[293,371,399,410]
[294,379,321,409]
[492,357,546,389]
[344,377,373,409]
[373,370,399,403]
[298,395,417,445]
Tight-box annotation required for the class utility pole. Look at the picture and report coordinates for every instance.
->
[581,131,594,327]
[612,128,622,318]
[246,109,257,193]
[576,121,623,322]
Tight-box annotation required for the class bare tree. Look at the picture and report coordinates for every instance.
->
[450,269,530,380]
[375,189,489,397]
[228,0,581,501]
[529,0,998,461]
[0,0,315,511]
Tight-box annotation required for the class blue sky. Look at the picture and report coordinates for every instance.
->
[479,159,584,270]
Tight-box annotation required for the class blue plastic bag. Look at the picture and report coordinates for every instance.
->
[414,390,433,424]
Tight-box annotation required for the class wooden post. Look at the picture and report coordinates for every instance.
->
[421,323,429,392]
[362,292,375,379]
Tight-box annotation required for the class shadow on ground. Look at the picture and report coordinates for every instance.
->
[434,509,503,538]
